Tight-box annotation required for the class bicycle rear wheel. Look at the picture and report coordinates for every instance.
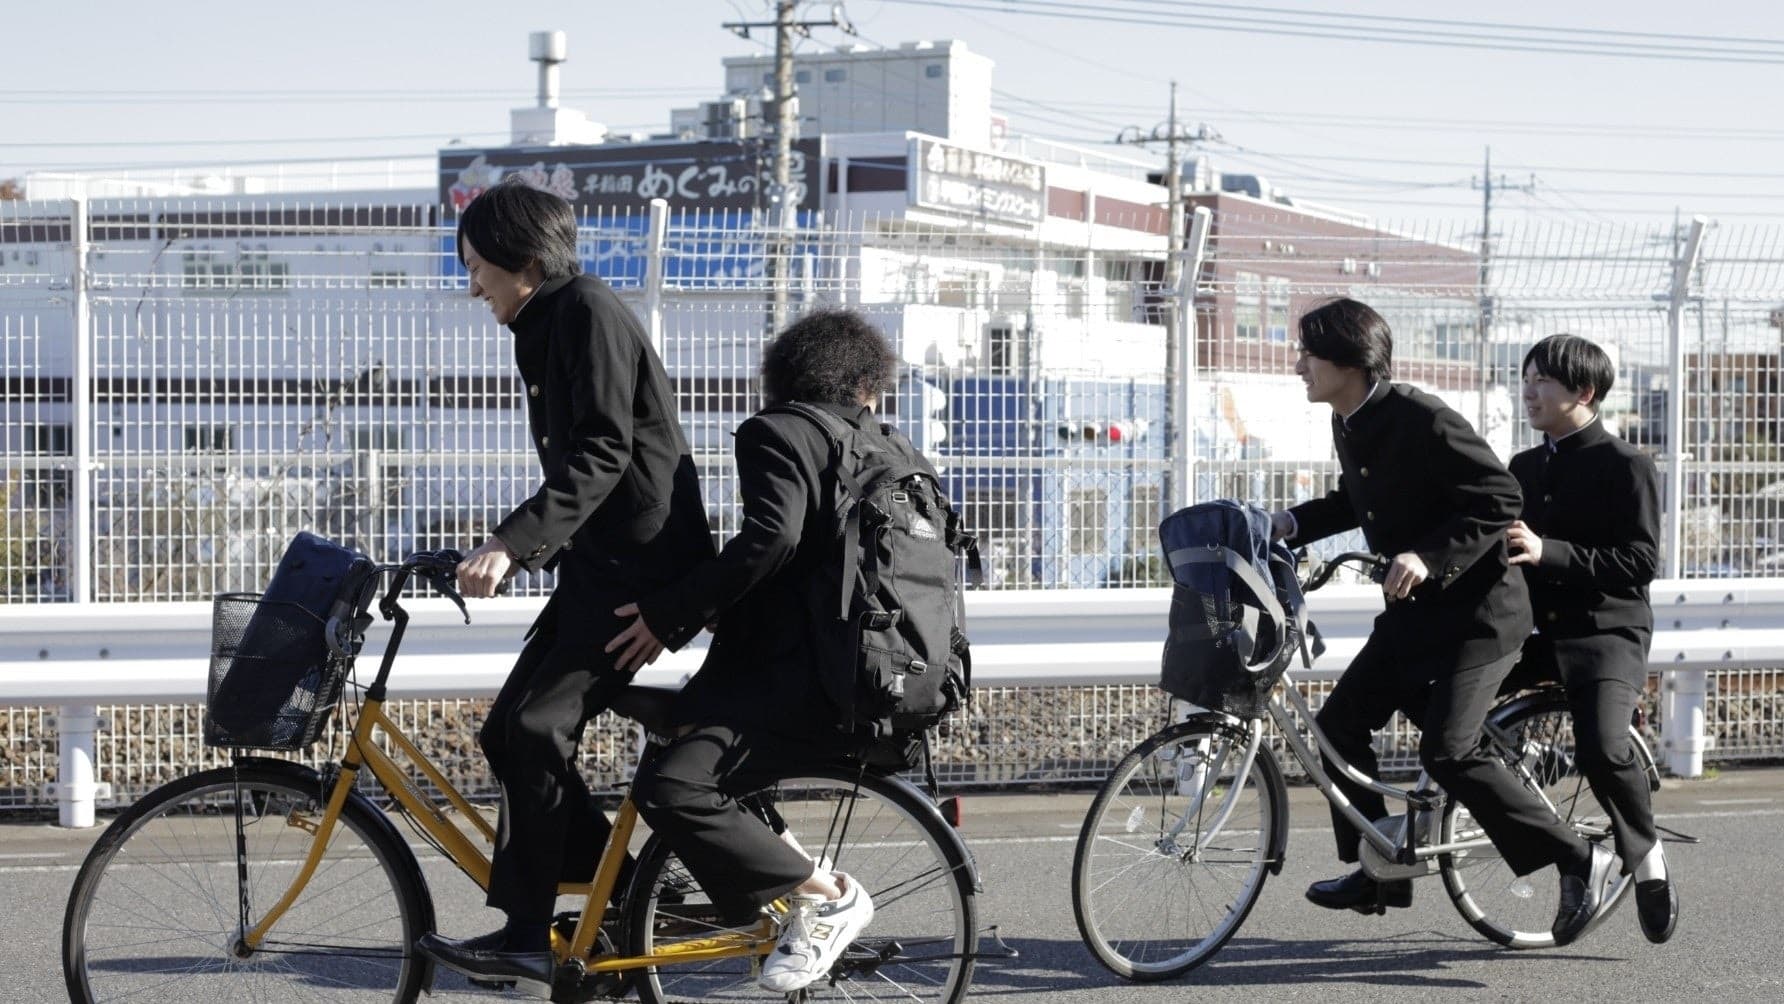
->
[62,760,432,1003]
[1438,693,1658,948]
[626,765,977,1003]
[1072,717,1284,980]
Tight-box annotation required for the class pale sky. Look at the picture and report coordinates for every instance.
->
[6,0,1783,225]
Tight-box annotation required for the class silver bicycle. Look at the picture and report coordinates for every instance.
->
[1071,551,1661,980]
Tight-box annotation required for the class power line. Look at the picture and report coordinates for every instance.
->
[7,131,512,150]
[878,0,1784,65]
[1092,0,1784,52]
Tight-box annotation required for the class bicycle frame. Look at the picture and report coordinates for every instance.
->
[237,561,777,975]
[1261,668,1501,866]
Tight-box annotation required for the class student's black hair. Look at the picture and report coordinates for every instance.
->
[455,177,582,279]
[1298,297,1394,383]
[1522,334,1615,411]
[761,309,899,407]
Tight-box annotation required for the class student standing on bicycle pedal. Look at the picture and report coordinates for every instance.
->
[418,179,716,989]
[605,310,895,993]
[1270,298,1615,946]
[1504,334,1677,944]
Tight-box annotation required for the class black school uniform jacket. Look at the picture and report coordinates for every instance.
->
[1509,418,1659,658]
[493,274,715,621]
[1287,381,1533,675]
[638,402,876,735]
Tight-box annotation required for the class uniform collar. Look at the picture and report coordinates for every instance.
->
[814,400,875,429]
[507,274,576,337]
[1340,380,1391,432]
[1546,414,1607,454]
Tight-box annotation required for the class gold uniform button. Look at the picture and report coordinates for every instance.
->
[1547,611,1558,622]
[528,384,540,397]
[1544,494,1552,503]
[541,436,550,448]
[1366,511,1374,520]
[1359,467,1370,477]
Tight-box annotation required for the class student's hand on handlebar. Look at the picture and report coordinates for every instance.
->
[1382,551,1428,601]
[1506,520,1543,566]
[607,603,666,674]
[456,537,517,599]
[1269,510,1294,542]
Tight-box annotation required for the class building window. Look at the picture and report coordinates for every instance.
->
[1265,276,1290,343]
[369,270,408,289]
[28,424,70,455]
[925,64,944,79]
[1234,271,1262,341]
[824,68,846,83]
[183,250,290,293]
[1067,488,1108,556]
[350,426,404,452]
[986,323,1025,375]
[183,425,234,453]
[1433,320,1475,361]
[795,69,811,84]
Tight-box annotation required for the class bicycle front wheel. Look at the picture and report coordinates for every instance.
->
[63,760,432,1003]
[1072,717,1284,981]
[626,765,978,1004]
[1438,693,1658,948]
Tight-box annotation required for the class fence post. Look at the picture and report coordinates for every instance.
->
[1172,206,1213,509]
[69,197,93,604]
[643,198,668,358]
[1662,215,1709,778]
[51,707,108,828]
[57,198,104,826]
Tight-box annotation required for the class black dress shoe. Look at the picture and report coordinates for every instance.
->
[1636,877,1679,944]
[416,930,555,998]
[1305,870,1413,914]
[1552,843,1615,946]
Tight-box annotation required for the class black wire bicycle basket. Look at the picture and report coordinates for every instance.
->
[202,532,376,751]
[204,595,354,750]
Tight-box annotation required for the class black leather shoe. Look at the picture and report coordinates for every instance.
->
[1305,870,1413,914]
[1636,877,1679,944]
[416,930,554,998]
[1552,843,1615,946]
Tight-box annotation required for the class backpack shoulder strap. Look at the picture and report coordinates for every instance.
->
[763,401,872,621]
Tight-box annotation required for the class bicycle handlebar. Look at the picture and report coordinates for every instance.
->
[1300,550,1388,593]
[371,548,470,624]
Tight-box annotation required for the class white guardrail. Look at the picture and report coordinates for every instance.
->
[6,580,1784,827]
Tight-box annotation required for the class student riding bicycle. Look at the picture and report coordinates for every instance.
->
[1270,298,1615,945]
[609,310,919,993]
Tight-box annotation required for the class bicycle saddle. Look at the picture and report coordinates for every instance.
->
[609,685,682,739]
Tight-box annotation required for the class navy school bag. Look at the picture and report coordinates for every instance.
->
[1157,500,1311,718]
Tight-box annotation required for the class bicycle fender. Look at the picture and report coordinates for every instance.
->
[230,756,440,992]
[876,772,984,891]
[1176,714,1291,877]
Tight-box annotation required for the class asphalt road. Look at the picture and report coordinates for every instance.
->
[8,766,1784,1002]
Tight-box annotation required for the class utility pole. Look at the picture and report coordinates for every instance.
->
[1118,83,1219,509]
[1471,146,1536,434]
[724,2,854,333]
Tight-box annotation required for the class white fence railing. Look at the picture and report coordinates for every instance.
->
[6,581,1784,827]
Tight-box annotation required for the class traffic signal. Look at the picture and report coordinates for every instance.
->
[1057,418,1149,444]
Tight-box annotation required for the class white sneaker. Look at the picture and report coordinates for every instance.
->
[758,872,875,993]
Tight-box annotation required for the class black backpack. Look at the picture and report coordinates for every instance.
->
[769,403,978,762]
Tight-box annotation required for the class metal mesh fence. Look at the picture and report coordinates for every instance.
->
[3,195,1784,813]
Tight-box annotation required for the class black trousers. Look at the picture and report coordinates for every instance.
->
[633,724,856,926]
[1510,631,1660,875]
[1315,646,1586,877]
[480,589,634,923]
[1565,677,1658,873]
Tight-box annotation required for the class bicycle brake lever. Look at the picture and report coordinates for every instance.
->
[419,564,471,624]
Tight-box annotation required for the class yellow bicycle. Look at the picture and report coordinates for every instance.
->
[61,549,982,1002]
